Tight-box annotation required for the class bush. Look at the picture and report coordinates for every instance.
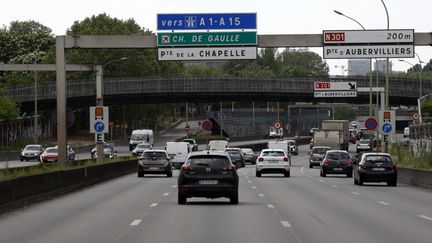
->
[391,144,432,170]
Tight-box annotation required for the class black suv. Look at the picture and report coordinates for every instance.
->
[178,150,239,205]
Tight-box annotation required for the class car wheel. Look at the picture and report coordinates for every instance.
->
[20,157,23,161]
[284,171,290,177]
[347,172,353,178]
[230,192,239,205]
[387,179,397,187]
[137,171,144,178]
[167,171,173,177]
[354,176,358,185]
[358,175,364,186]
[256,171,262,177]
[322,170,326,177]
[178,192,187,205]
[309,164,313,168]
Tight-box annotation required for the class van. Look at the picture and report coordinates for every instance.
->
[166,142,190,169]
[403,127,410,138]
[208,140,229,150]
[129,129,154,151]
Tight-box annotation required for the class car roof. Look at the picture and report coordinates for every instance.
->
[313,146,331,149]
[361,152,391,157]
[143,149,167,153]
[189,150,228,156]
[326,150,348,153]
[225,147,241,151]
[261,149,284,152]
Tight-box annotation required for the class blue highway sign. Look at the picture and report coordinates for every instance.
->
[94,122,105,133]
[157,13,257,30]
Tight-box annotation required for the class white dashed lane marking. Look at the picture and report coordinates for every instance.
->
[332,185,339,188]
[378,201,390,206]
[258,193,265,197]
[352,192,360,195]
[163,193,170,196]
[267,204,275,209]
[172,185,177,188]
[130,219,142,226]
[251,186,257,189]
[280,221,292,228]
[419,215,432,221]
[150,203,158,207]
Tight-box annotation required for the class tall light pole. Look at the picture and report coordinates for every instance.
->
[418,93,432,123]
[96,57,127,163]
[381,0,390,109]
[225,64,241,111]
[333,10,374,116]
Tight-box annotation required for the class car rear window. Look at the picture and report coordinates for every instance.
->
[187,155,230,167]
[313,148,329,154]
[45,148,57,153]
[26,146,41,150]
[365,155,393,163]
[288,141,296,146]
[142,152,166,158]
[137,144,151,149]
[262,151,285,157]
[327,152,349,160]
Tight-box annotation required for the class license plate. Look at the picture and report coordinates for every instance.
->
[269,160,280,163]
[372,168,385,171]
[333,168,343,171]
[149,167,160,171]
[47,158,55,162]
[198,180,218,185]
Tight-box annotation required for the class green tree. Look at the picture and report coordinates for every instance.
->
[422,98,432,123]
[0,96,19,119]
[279,49,329,77]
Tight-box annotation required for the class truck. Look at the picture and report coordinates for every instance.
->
[313,120,349,151]
[267,140,291,165]
[129,129,154,151]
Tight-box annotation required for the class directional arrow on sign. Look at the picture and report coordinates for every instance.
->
[349,82,356,90]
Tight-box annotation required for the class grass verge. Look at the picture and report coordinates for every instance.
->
[390,144,432,171]
[0,156,136,181]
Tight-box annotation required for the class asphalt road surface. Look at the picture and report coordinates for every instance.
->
[0,145,431,243]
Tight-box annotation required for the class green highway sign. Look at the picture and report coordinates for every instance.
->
[157,31,257,46]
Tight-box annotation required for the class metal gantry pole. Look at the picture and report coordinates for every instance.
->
[220,101,223,137]
[34,70,38,143]
[56,36,67,165]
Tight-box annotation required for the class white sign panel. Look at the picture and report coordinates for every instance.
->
[314,91,357,98]
[314,82,357,91]
[324,45,414,59]
[378,110,396,135]
[158,47,257,61]
[323,29,414,44]
[90,106,109,133]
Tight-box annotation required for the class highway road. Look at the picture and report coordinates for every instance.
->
[0,145,430,243]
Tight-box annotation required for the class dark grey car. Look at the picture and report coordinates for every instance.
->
[309,146,331,168]
[138,150,172,177]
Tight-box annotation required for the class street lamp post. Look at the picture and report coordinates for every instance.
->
[333,10,374,116]
[96,57,127,163]
[381,0,390,109]
[418,93,432,123]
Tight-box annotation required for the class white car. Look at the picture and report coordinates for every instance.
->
[256,149,290,177]
[356,139,371,152]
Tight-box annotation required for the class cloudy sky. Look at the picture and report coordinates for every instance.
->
[2,0,431,74]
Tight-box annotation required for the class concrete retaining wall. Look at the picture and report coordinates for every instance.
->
[397,167,432,189]
[0,159,137,214]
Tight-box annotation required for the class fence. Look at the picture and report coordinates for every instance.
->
[409,123,432,154]
[0,117,56,146]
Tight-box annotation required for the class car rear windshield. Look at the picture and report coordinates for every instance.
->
[45,148,57,153]
[262,151,285,157]
[241,148,253,153]
[187,155,230,167]
[137,144,151,149]
[359,139,370,143]
[288,141,296,146]
[365,155,393,163]
[327,152,349,160]
[142,152,166,158]
[313,148,329,154]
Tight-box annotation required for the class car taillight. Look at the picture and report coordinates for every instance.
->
[283,157,289,162]
[223,165,236,171]
[360,163,368,169]
[258,157,264,162]
[323,159,329,166]
[347,159,353,165]
[390,164,397,170]
[181,165,192,171]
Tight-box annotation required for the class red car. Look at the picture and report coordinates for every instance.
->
[40,146,75,163]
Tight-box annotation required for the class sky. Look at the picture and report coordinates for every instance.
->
[1,0,431,75]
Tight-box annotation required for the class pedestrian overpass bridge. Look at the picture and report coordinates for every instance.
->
[2,76,429,112]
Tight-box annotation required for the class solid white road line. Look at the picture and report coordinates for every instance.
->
[150,203,158,207]
[419,215,432,221]
[280,221,292,228]
[351,191,360,195]
[258,193,265,197]
[267,204,275,209]
[130,219,142,226]
[163,193,170,196]
[378,201,390,206]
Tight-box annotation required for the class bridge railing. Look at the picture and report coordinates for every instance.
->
[1,76,429,103]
